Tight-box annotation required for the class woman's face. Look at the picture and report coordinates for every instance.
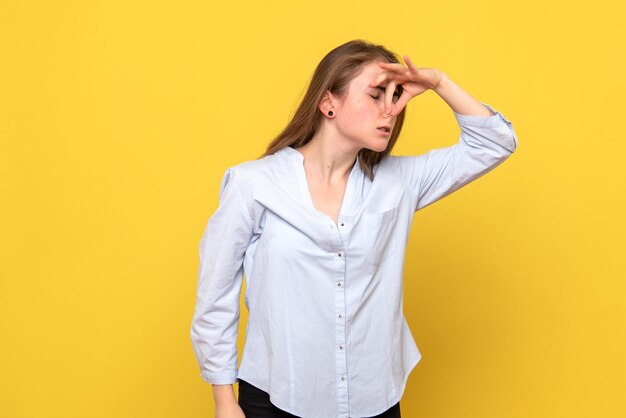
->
[332,60,399,153]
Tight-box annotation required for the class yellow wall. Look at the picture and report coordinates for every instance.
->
[1,1,624,417]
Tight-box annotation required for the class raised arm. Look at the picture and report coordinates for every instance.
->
[431,71,495,117]
[389,100,517,211]
[373,56,518,211]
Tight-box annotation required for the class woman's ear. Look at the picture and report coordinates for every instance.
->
[318,90,336,117]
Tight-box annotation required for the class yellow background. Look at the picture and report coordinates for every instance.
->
[1,0,624,417]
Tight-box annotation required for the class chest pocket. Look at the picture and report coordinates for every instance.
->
[364,206,399,266]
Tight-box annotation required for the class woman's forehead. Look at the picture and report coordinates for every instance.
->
[353,61,388,87]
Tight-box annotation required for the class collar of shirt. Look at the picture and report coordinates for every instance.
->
[277,146,365,223]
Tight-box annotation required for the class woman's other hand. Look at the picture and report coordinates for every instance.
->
[369,55,445,117]
[215,399,246,418]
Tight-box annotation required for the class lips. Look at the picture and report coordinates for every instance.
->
[377,126,391,133]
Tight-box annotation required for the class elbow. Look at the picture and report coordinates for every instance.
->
[485,134,517,169]
[496,131,518,158]
[190,322,198,349]
[501,122,519,155]
[507,132,519,154]
[190,315,203,348]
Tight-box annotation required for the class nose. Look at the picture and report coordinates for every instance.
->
[379,102,396,118]
[382,108,397,120]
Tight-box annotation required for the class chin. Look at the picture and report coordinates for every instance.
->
[364,142,389,153]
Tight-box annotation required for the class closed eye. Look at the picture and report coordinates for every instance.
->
[372,86,402,100]
[370,93,400,102]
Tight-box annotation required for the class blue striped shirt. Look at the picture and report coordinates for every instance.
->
[190,102,518,417]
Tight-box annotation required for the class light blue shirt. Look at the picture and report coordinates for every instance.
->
[190,103,518,418]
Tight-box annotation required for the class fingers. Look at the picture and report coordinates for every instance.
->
[378,57,419,82]
[369,72,388,88]
[369,62,405,88]
[379,60,412,78]
[403,55,419,75]
[384,80,398,116]
[392,90,412,116]
[370,57,421,116]
[379,61,406,72]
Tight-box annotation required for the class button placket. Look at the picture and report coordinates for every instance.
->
[331,224,348,416]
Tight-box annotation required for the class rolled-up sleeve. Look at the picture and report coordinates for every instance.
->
[190,167,255,384]
[391,102,518,211]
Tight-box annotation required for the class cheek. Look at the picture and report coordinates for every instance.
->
[352,100,377,122]
[338,99,378,133]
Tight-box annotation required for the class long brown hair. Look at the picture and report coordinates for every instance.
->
[260,39,407,181]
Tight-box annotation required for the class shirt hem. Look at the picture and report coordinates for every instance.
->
[352,354,422,418]
[237,354,422,418]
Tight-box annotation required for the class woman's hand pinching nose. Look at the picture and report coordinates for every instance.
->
[372,55,445,116]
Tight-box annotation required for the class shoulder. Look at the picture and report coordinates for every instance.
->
[227,154,275,176]
[224,148,292,184]
[375,153,418,177]
[372,153,427,196]
[218,151,285,195]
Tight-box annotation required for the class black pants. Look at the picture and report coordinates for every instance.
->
[238,378,401,418]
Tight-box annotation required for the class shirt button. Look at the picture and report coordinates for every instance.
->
[337,252,342,257]
[340,376,346,381]
[341,222,345,227]
[338,344,344,350]
[336,282,343,288]
[338,313,343,319]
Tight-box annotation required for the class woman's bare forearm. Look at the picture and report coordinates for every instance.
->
[433,73,495,117]
[213,384,237,404]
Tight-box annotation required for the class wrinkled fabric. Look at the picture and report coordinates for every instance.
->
[191,103,518,418]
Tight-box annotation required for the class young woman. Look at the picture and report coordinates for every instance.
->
[190,39,518,418]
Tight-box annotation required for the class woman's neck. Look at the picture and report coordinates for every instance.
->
[295,135,358,185]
